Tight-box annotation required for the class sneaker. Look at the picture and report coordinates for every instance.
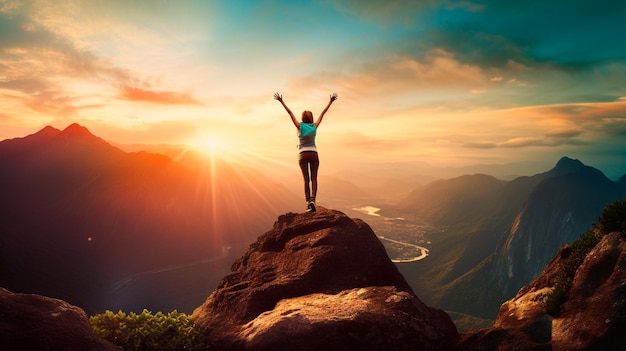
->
[308,201,317,212]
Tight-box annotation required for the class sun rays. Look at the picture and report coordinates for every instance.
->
[173,141,300,253]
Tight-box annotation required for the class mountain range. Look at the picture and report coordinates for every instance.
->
[2,124,625,324]
[0,124,300,313]
[393,156,626,319]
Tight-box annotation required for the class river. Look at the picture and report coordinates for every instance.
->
[347,205,431,263]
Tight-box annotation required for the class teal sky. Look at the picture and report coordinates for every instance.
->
[1,0,625,179]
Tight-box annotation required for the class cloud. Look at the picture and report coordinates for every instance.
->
[119,86,200,105]
[597,117,626,137]
[0,77,82,115]
[289,48,496,114]
[0,2,200,115]
[463,141,497,149]
[461,132,583,150]
[333,0,626,78]
[388,50,489,87]
[545,129,583,139]
[532,100,626,134]
[499,137,547,148]
[461,99,626,151]
[435,1,626,70]
[0,78,52,94]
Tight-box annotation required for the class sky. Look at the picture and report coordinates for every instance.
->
[1,0,626,180]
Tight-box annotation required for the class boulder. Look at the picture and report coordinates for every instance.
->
[191,207,458,350]
[460,232,626,350]
[552,232,626,350]
[0,288,117,351]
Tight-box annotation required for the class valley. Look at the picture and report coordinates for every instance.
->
[325,198,435,263]
[324,158,626,322]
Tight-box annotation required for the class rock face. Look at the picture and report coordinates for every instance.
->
[459,231,626,350]
[191,207,458,350]
[0,288,117,351]
[492,157,619,300]
[552,231,626,350]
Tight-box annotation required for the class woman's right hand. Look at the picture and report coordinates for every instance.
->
[330,92,338,102]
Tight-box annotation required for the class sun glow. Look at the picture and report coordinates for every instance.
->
[186,133,231,157]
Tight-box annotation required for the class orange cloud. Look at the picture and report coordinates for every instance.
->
[463,141,498,149]
[119,86,200,105]
[0,84,81,116]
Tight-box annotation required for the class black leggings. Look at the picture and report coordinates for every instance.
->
[298,151,319,202]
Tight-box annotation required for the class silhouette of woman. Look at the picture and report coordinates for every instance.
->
[274,92,338,212]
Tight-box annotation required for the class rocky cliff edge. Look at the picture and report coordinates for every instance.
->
[460,231,626,351]
[191,207,459,350]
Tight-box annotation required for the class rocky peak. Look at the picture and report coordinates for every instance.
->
[1,123,119,160]
[191,207,458,350]
[549,156,608,181]
[33,125,62,139]
[56,123,113,149]
[60,122,93,137]
[552,156,584,174]
[0,126,60,156]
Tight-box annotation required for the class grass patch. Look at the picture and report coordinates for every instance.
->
[90,309,210,351]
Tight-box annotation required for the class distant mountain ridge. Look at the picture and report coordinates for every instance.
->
[493,158,617,293]
[0,124,300,313]
[395,157,626,319]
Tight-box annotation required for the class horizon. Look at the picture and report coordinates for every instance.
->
[1,1,626,180]
[12,123,626,184]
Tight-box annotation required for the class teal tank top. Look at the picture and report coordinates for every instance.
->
[298,123,317,152]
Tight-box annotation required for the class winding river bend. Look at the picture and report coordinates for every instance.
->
[349,205,431,263]
[378,236,429,263]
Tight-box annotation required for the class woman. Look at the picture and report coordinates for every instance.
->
[274,92,338,212]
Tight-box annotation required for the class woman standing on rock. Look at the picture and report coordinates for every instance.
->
[274,92,338,212]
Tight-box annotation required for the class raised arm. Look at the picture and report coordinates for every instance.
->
[314,92,338,128]
[273,93,299,129]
